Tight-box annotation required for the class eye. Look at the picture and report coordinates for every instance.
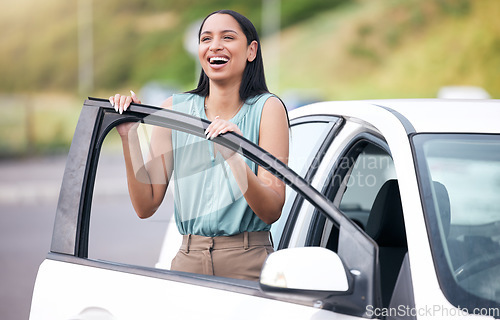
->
[223,35,234,40]
[200,36,211,42]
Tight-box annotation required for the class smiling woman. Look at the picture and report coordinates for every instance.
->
[197,13,257,88]
[108,10,289,281]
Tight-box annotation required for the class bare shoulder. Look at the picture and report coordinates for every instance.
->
[160,96,174,110]
[261,96,288,126]
[262,96,285,114]
[259,95,289,163]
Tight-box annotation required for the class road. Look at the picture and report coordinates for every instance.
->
[0,156,64,320]
[0,154,174,320]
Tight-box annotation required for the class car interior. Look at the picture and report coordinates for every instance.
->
[364,179,407,308]
[319,141,408,308]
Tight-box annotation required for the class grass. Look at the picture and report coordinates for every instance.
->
[267,0,500,100]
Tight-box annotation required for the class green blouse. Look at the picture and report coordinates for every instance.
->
[171,92,274,237]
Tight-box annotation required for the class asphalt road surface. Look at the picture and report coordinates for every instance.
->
[0,155,64,320]
[0,154,174,320]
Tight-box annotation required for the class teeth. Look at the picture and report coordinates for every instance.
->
[210,57,229,64]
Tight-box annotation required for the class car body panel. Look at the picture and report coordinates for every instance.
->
[31,258,354,320]
[298,99,500,134]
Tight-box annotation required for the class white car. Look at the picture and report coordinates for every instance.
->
[30,98,500,319]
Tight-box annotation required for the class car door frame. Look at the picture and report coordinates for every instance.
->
[48,98,381,318]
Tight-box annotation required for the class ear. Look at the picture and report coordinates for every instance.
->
[247,40,258,62]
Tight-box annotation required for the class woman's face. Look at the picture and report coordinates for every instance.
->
[198,13,257,85]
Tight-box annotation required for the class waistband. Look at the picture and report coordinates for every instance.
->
[180,231,272,252]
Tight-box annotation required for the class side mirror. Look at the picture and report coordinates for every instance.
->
[260,247,351,301]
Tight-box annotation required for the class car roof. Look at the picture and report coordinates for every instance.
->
[293,99,500,134]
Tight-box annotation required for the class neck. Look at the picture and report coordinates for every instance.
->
[205,81,243,120]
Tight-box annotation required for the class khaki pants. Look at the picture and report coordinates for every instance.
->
[170,231,274,281]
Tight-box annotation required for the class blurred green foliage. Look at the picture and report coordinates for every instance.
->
[272,0,500,100]
[0,0,499,156]
[1,0,498,98]
[0,0,347,94]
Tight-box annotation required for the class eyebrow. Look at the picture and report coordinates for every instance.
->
[200,29,239,36]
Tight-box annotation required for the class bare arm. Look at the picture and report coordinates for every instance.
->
[206,97,289,224]
[111,93,174,219]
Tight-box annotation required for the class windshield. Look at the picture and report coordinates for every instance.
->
[413,134,500,312]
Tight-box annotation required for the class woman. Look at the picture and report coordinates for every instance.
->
[109,10,289,281]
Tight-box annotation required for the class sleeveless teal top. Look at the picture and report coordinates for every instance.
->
[171,92,274,237]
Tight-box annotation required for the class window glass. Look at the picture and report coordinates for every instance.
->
[333,141,402,308]
[88,118,334,278]
[339,143,396,229]
[414,134,500,311]
[287,121,333,176]
[271,120,334,246]
[89,124,174,268]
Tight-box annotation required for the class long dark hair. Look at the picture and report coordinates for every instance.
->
[187,10,269,101]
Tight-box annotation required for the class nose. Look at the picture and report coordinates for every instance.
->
[209,38,223,52]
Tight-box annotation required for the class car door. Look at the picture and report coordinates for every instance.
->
[30,98,378,320]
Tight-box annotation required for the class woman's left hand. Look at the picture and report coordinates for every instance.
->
[205,116,242,139]
[205,117,242,160]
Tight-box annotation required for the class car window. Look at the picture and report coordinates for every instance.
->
[339,143,396,229]
[271,119,336,247]
[89,125,174,268]
[87,117,337,276]
[338,142,403,308]
[414,134,500,311]
[287,120,333,177]
[309,142,397,247]
[307,139,403,308]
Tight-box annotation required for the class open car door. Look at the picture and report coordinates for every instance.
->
[30,98,379,320]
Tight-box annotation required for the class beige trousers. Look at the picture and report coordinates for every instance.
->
[170,231,274,281]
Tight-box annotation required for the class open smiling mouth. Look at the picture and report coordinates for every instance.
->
[209,57,229,65]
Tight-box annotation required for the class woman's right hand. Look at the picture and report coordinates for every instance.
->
[110,90,142,137]
[109,90,142,115]
[115,121,139,138]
